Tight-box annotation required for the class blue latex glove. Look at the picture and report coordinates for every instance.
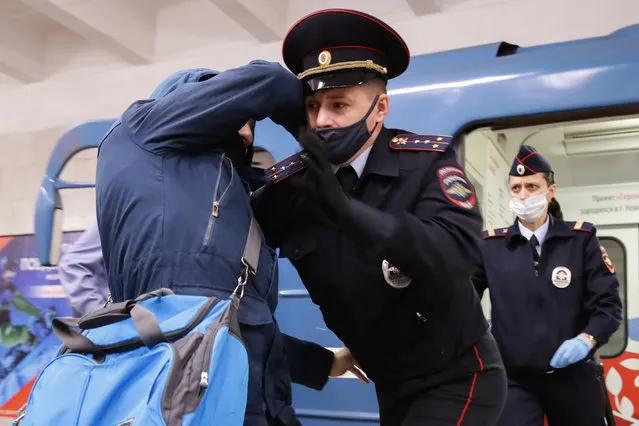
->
[549,336,591,369]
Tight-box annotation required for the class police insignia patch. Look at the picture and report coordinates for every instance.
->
[600,245,615,274]
[551,266,571,289]
[437,166,476,209]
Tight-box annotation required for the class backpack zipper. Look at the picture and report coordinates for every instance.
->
[198,325,244,395]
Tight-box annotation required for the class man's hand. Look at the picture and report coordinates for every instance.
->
[296,127,350,220]
[330,347,369,384]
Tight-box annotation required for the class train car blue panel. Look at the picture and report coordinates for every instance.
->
[385,25,639,136]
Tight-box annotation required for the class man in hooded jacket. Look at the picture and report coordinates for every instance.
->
[95,62,360,425]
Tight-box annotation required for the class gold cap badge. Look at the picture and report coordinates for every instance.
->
[318,50,331,66]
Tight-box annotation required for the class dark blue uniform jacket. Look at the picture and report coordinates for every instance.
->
[253,129,502,391]
[473,217,622,373]
[95,62,333,425]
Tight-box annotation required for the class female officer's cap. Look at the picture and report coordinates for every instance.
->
[282,9,410,92]
[510,145,554,182]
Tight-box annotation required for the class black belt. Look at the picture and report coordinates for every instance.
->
[506,359,593,377]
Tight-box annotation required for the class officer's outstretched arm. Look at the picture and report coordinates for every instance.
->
[281,334,335,390]
[123,60,306,153]
[582,229,623,347]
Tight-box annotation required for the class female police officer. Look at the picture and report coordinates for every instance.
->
[473,144,622,425]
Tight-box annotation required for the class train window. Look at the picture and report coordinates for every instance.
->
[58,147,98,231]
[598,237,627,358]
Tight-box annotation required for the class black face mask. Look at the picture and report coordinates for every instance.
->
[310,95,380,165]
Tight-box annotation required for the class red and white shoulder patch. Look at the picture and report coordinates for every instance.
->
[437,166,476,209]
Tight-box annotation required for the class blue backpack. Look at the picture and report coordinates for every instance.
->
[15,217,262,426]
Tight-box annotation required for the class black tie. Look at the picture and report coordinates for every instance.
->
[530,235,540,263]
[336,166,358,196]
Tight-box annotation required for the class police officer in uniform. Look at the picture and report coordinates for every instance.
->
[252,9,507,425]
[473,145,623,425]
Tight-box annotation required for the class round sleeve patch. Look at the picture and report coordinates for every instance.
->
[600,245,615,274]
[437,166,476,209]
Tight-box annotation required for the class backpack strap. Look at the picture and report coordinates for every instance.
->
[242,214,261,275]
[52,317,106,358]
[53,302,168,355]
[233,214,262,299]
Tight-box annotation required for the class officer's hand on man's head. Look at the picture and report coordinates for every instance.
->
[295,127,350,220]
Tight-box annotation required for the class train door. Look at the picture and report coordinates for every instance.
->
[596,225,639,425]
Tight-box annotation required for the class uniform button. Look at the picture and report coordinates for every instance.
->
[293,249,300,257]
[534,270,539,277]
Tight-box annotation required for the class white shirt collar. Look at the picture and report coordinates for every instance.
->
[349,145,373,177]
[331,144,374,177]
[517,215,550,246]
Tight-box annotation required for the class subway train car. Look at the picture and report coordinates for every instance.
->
[31,22,639,425]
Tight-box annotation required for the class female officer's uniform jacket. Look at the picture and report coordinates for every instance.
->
[95,62,334,426]
[473,216,622,373]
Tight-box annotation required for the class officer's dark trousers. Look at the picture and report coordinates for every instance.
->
[496,361,605,426]
[376,333,507,425]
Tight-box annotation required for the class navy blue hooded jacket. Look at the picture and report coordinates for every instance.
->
[95,61,333,425]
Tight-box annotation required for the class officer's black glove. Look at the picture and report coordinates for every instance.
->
[295,127,398,246]
[295,127,350,221]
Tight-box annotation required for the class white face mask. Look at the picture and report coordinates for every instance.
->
[509,192,549,223]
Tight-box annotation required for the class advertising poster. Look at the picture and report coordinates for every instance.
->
[559,182,639,225]
[0,232,81,417]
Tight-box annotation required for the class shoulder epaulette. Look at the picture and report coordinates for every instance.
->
[389,134,453,152]
[482,227,509,239]
[566,221,594,233]
[264,153,306,184]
